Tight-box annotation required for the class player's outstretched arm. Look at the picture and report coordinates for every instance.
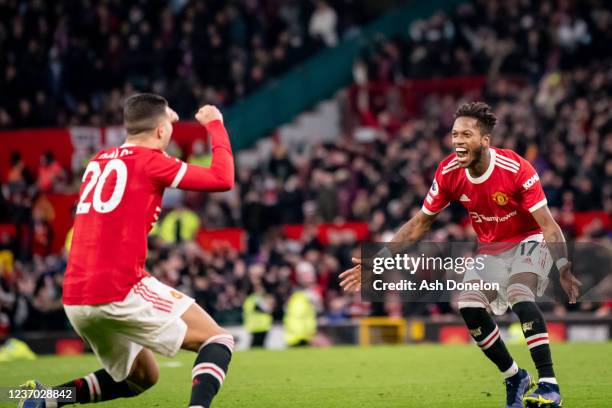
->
[176,105,235,192]
[532,205,582,303]
[339,210,436,292]
[389,210,436,244]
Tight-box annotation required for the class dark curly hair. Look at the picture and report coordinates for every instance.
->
[454,101,497,136]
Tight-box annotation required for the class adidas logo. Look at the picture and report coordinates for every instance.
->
[460,194,471,202]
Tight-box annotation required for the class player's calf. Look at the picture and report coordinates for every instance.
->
[508,283,560,391]
[188,333,234,408]
[51,349,158,406]
[459,289,536,407]
[182,304,234,408]
[458,289,518,378]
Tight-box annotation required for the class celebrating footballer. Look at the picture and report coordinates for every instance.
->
[20,94,235,408]
[340,101,582,408]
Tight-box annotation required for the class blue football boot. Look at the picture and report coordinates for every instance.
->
[524,381,563,407]
[18,380,57,408]
[505,369,536,408]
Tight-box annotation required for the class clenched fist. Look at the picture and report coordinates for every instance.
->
[167,107,179,123]
[195,105,223,125]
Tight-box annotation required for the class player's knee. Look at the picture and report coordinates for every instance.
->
[507,283,535,307]
[129,358,159,393]
[144,364,159,388]
[457,289,489,310]
[137,368,159,392]
[197,331,235,355]
[184,327,231,352]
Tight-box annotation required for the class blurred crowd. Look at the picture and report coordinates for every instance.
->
[0,0,379,129]
[356,0,612,82]
[1,0,612,336]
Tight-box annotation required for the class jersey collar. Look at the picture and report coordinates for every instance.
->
[465,147,496,184]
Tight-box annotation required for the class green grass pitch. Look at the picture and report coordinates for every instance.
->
[1,343,610,407]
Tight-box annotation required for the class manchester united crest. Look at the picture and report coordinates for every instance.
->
[491,191,508,206]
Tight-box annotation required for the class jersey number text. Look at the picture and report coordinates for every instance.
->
[76,159,128,214]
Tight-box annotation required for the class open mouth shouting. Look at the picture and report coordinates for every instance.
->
[455,147,469,166]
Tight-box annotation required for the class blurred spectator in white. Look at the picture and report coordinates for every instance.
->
[309,1,338,47]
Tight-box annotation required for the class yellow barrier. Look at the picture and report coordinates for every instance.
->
[358,317,407,346]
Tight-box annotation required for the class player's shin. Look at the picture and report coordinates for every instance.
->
[509,283,556,385]
[458,290,517,377]
[55,369,139,406]
[189,333,234,408]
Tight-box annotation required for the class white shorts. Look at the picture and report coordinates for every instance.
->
[64,276,195,381]
[464,233,553,315]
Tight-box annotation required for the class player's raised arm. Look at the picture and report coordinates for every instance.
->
[176,105,234,191]
[148,105,235,192]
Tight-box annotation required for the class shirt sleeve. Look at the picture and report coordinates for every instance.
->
[517,159,547,213]
[148,120,235,191]
[147,150,185,188]
[421,163,453,215]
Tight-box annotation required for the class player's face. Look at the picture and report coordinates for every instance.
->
[451,117,490,168]
[157,106,179,150]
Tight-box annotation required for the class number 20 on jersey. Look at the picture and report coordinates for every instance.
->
[76,159,128,214]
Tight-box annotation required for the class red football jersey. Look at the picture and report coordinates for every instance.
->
[422,147,546,252]
[63,120,234,305]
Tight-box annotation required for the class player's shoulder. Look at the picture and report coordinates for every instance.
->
[492,147,527,174]
[493,147,526,166]
[437,153,461,177]
[150,148,183,164]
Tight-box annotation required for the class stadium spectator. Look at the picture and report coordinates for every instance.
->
[242,285,274,347]
[7,152,32,187]
[156,206,201,244]
[284,261,320,346]
[188,139,212,167]
[309,1,339,47]
[37,152,66,193]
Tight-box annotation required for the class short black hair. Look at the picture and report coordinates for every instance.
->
[454,101,497,136]
[123,93,168,135]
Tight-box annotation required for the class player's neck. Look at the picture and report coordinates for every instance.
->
[467,147,491,178]
[124,136,161,150]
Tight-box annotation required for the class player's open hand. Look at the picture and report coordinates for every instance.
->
[195,105,223,125]
[339,257,362,292]
[559,262,582,304]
